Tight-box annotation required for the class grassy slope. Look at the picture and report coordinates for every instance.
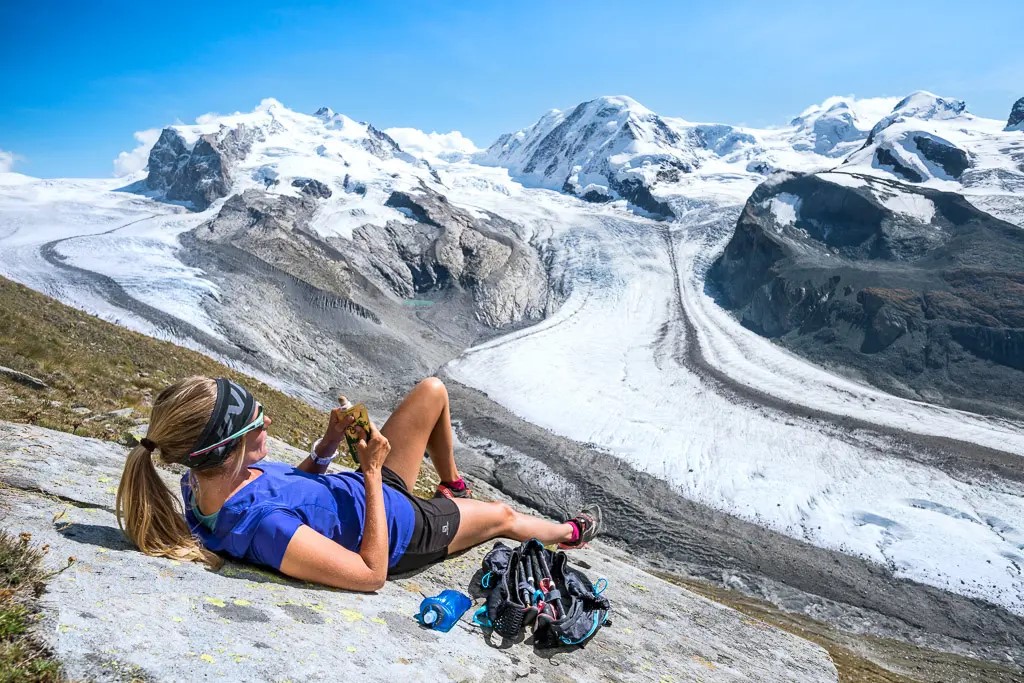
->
[0,530,63,683]
[0,277,328,451]
[1,274,1020,682]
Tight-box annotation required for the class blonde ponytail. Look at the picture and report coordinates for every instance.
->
[116,445,220,567]
[115,376,226,569]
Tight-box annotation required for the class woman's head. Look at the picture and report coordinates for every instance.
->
[115,376,270,567]
[143,376,269,471]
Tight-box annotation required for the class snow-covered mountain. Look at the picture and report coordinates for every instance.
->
[134,98,440,225]
[479,90,1024,215]
[3,91,1024,648]
[786,95,900,157]
[838,91,1024,194]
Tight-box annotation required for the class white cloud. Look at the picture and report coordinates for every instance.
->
[383,128,479,162]
[0,149,20,173]
[112,128,161,177]
[255,97,285,112]
[194,98,285,125]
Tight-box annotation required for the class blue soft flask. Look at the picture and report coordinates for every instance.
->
[416,590,472,632]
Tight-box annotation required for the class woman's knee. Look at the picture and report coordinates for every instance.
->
[492,502,517,534]
[417,377,448,402]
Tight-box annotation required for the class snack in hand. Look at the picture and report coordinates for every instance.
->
[338,396,372,463]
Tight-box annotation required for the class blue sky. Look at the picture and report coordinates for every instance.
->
[2,1,1021,178]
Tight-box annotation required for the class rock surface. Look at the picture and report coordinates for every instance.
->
[178,185,556,406]
[378,186,552,326]
[707,171,1024,417]
[0,420,837,682]
[0,365,48,389]
[1006,97,1024,131]
[291,177,333,198]
[146,124,260,209]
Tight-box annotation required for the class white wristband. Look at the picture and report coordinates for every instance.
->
[310,438,337,467]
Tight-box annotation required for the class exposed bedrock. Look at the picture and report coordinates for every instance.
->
[870,134,970,183]
[290,177,332,198]
[179,187,560,401]
[913,134,969,178]
[145,124,261,209]
[378,186,554,326]
[1006,96,1024,131]
[707,172,1024,417]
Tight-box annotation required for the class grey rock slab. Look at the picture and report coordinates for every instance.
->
[0,365,49,389]
[0,421,837,682]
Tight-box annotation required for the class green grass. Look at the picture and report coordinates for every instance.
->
[0,275,336,457]
[0,530,63,683]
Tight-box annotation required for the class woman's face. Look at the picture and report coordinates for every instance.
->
[243,404,272,464]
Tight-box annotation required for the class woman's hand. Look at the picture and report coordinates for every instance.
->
[321,408,356,453]
[354,419,390,471]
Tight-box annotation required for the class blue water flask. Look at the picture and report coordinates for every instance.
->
[415,589,472,632]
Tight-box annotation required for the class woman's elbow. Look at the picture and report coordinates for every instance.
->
[357,566,387,592]
[353,573,386,593]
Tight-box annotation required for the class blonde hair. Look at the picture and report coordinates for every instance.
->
[115,376,241,568]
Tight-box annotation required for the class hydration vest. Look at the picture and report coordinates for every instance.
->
[473,538,611,648]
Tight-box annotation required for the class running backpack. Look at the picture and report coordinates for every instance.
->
[473,538,611,648]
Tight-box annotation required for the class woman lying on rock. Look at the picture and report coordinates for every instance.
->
[116,376,600,592]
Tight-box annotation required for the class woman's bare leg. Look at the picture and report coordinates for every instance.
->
[447,499,574,553]
[379,377,459,490]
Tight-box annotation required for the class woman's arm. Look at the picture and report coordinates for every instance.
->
[280,423,392,591]
[297,407,354,474]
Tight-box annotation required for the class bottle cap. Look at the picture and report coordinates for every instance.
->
[421,607,439,625]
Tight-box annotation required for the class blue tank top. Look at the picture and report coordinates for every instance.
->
[181,461,415,570]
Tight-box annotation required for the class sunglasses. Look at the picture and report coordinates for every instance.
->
[189,405,266,458]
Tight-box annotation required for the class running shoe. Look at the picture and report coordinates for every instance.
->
[559,504,602,549]
[435,479,474,499]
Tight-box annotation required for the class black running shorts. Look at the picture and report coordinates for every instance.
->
[375,465,461,575]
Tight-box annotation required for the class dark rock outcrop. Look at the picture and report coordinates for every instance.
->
[362,124,404,160]
[145,129,190,192]
[607,177,674,218]
[291,177,332,198]
[708,172,1024,416]
[874,147,924,182]
[167,135,229,209]
[1007,97,1024,131]
[913,135,969,178]
[145,124,259,210]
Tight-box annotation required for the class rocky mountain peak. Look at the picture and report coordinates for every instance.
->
[476,94,694,210]
[145,129,190,192]
[143,123,259,210]
[1007,96,1024,131]
[314,106,336,119]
